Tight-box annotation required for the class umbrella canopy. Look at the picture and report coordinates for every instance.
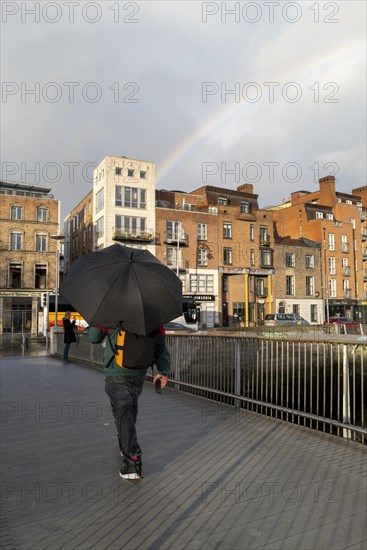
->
[60,244,182,335]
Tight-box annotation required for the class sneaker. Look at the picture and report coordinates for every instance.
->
[119,455,143,480]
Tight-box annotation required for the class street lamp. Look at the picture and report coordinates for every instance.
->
[50,234,65,328]
[323,227,330,323]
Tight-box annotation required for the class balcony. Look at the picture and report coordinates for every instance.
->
[164,232,189,246]
[259,235,270,247]
[341,243,350,253]
[363,248,367,260]
[166,258,189,272]
[342,266,351,276]
[113,227,155,243]
[362,229,367,241]
[363,269,367,282]
[255,287,268,298]
[361,211,366,221]
[344,289,352,298]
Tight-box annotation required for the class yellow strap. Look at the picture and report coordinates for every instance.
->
[115,331,126,368]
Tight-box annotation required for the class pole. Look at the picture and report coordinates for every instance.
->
[55,244,59,328]
[323,228,330,323]
[176,221,180,278]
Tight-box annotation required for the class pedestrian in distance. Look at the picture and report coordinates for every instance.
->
[87,324,170,480]
[62,311,77,362]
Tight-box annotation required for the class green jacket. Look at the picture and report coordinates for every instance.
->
[87,326,171,378]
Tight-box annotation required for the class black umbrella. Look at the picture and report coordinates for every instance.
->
[60,244,182,335]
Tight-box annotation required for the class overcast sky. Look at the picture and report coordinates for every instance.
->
[1,0,366,221]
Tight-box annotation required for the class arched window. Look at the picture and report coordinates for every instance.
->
[37,207,49,222]
[36,233,48,252]
[11,205,23,220]
[278,301,286,314]
[10,231,23,251]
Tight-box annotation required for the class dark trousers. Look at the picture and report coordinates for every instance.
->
[105,375,145,458]
[63,343,71,361]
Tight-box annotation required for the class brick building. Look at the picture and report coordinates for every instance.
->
[156,184,275,327]
[0,181,60,334]
[64,190,94,274]
[273,236,323,323]
[268,176,365,321]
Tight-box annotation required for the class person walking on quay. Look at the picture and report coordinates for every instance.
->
[62,311,76,363]
[88,324,170,480]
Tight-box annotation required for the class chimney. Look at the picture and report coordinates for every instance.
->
[319,175,336,206]
[237,183,254,194]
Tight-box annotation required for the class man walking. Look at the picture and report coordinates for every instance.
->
[88,325,170,480]
[62,311,77,362]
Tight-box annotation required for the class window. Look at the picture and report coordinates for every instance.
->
[260,249,273,267]
[259,226,269,245]
[222,275,228,292]
[250,224,254,241]
[316,211,323,219]
[305,255,314,269]
[95,217,104,238]
[286,253,295,267]
[329,256,336,274]
[36,233,47,252]
[11,206,23,220]
[293,304,300,315]
[329,279,336,298]
[240,201,250,213]
[311,305,318,323]
[328,233,335,251]
[9,262,22,288]
[166,220,182,241]
[128,169,134,177]
[95,188,104,214]
[35,263,47,289]
[341,235,349,252]
[256,278,267,297]
[306,276,314,296]
[115,215,146,233]
[223,247,232,264]
[326,213,333,220]
[218,197,229,205]
[223,222,232,239]
[286,275,295,295]
[37,207,48,222]
[190,274,214,293]
[115,167,122,176]
[140,171,146,179]
[197,223,207,241]
[233,303,245,322]
[10,231,22,251]
[250,249,255,266]
[197,248,207,266]
[166,246,181,268]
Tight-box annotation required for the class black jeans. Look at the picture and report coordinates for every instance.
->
[105,374,146,458]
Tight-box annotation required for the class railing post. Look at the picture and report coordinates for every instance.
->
[342,344,351,439]
[235,340,241,408]
[174,339,180,391]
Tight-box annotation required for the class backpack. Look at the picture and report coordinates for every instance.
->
[105,326,158,369]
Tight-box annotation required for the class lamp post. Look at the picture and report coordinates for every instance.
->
[50,234,65,328]
[323,228,330,323]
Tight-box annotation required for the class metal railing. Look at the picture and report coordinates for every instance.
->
[54,331,366,444]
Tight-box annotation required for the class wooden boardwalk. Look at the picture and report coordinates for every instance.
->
[1,355,366,550]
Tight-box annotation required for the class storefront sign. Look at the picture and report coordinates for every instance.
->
[183,294,215,302]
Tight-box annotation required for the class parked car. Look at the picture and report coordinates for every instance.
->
[164,322,196,333]
[264,313,309,326]
[327,317,357,325]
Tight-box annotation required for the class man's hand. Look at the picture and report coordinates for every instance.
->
[153,373,168,389]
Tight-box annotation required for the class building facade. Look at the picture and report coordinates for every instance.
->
[273,237,323,323]
[0,181,60,334]
[269,176,365,321]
